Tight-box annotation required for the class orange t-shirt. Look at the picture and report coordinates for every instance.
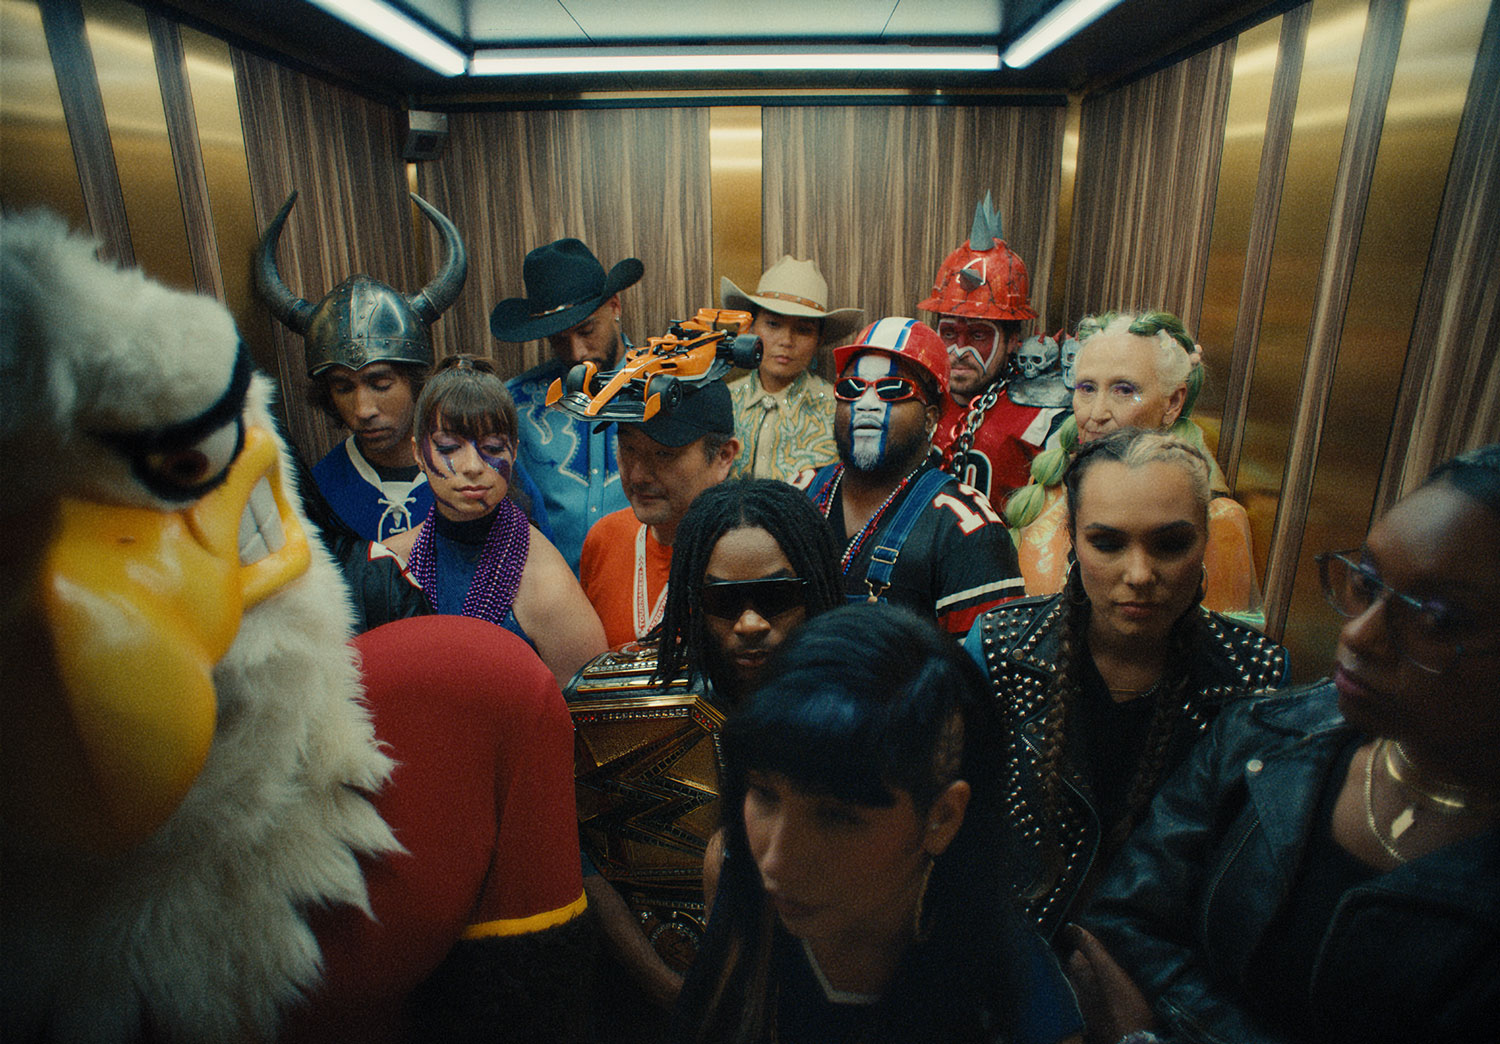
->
[579,507,673,649]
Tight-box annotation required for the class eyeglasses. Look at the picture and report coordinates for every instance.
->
[833,375,923,403]
[700,577,806,620]
[1315,550,1494,674]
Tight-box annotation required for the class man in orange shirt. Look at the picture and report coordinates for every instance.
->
[579,379,740,648]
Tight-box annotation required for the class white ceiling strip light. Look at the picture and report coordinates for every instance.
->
[1000,0,1131,68]
[304,0,468,76]
[469,45,1001,76]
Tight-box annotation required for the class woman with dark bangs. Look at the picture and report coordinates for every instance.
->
[384,355,606,684]
[668,604,1083,1044]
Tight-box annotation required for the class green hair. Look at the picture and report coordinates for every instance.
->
[1004,308,1207,534]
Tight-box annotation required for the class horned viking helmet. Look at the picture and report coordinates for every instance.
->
[254,191,466,378]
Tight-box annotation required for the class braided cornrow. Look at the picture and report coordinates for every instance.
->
[653,479,843,691]
[1029,560,1090,897]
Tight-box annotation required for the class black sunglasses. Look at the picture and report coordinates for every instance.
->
[700,576,806,620]
[833,375,923,403]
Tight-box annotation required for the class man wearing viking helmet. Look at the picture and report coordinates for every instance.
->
[923,193,1069,505]
[255,191,465,543]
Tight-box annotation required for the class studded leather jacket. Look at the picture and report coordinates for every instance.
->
[964,594,1289,939]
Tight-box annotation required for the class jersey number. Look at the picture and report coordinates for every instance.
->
[932,488,1002,534]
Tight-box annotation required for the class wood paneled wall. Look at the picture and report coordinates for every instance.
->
[413,107,713,376]
[762,104,1067,339]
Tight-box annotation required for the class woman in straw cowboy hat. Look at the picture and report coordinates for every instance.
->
[722,257,863,482]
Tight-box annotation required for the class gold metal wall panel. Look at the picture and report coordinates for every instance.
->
[1045,94,1082,329]
[0,0,87,225]
[180,27,261,341]
[1286,0,1489,670]
[1236,0,1367,599]
[81,0,192,289]
[709,106,763,300]
[1196,14,1285,457]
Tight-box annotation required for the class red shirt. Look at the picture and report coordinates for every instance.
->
[935,389,1067,506]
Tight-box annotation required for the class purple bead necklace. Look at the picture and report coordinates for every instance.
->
[407,499,530,624]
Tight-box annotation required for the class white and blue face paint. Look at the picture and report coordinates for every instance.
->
[846,353,897,471]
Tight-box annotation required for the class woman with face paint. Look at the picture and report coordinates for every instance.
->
[384,355,607,685]
[1005,310,1263,630]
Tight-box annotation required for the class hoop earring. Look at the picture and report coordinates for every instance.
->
[913,858,934,942]
[1064,557,1089,607]
[1196,565,1207,604]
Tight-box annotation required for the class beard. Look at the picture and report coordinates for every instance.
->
[836,421,929,481]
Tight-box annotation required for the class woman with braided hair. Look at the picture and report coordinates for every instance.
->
[1005,310,1264,629]
[383,354,606,685]
[964,428,1288,941]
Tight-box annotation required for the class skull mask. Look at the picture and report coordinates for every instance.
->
[1060,336,1082,389]
[1016,334,1059,380]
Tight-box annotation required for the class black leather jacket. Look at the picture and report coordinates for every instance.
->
[1084,684,1500,1043]
[966,595,1288,938]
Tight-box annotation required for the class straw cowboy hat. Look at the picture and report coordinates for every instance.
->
[720,256,864,346]
[489,238,643,342]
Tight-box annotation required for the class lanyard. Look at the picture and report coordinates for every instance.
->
[633,523,668,637]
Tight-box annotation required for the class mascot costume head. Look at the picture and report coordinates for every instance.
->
[0,211,586,1043]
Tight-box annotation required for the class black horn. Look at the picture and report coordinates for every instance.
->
[253,192,315,334]
[406,193,467,325]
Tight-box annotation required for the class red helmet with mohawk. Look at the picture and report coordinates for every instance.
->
[919,192,1037,322]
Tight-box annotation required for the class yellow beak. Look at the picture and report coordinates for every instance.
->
[0,426,309,854]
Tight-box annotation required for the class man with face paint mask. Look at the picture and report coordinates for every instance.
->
[795,318,1024,636]
[923,194,1068,506]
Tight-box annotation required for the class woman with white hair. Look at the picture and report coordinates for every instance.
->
[1005,310,1263,629]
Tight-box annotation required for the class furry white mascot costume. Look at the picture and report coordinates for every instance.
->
[0,211,590,1043]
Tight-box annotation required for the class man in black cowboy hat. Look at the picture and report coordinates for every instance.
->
[494,238,641,571]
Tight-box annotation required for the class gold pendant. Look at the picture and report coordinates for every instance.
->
[1390,805,1416,840]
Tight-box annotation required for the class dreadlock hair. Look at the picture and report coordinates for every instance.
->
[1030,428,1214,893]
[652,479,843,696]
[1005,308,1209,531]
[669,605,1033,1044]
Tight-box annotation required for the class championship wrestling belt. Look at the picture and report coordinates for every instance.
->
[565,643,726,972]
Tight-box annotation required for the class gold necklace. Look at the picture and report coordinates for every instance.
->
[1385,742,1493,815]
[1364,740,1408,864]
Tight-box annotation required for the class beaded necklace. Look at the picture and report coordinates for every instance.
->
[815,463,926,575]
[407,499,530,624]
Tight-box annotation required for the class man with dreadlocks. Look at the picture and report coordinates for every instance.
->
[924,193,1069,505]
[564,479,843,1042]
[797,317,1024,636]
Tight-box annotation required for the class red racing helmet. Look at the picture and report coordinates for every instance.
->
[917,193,1037,323]
[833,317,950,400]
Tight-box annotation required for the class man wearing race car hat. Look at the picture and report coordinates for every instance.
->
[923,194,1068,505]
[578,379,741,649]
[493,238,639,570]
[796,317,1023,636]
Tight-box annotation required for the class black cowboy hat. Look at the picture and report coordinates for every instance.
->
[489,238,643,342]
